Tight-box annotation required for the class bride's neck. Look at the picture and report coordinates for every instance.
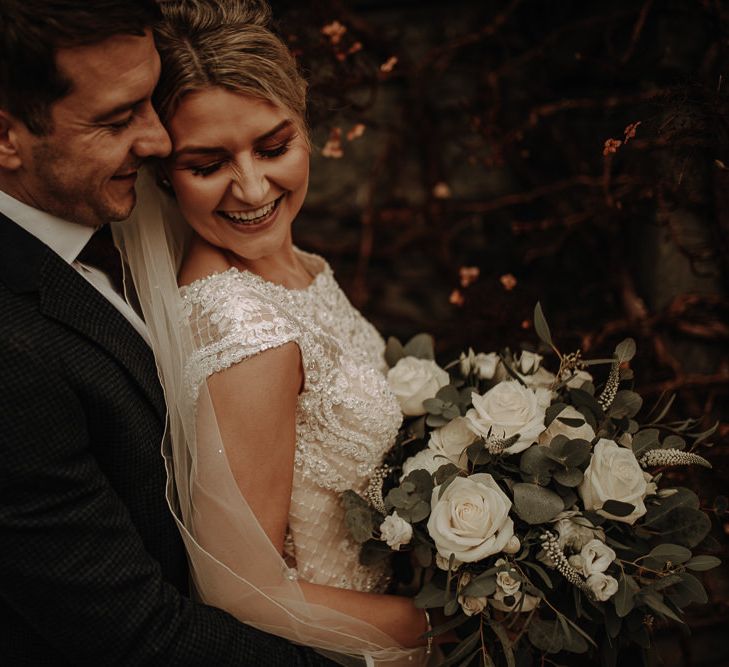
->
[179,233,313,290]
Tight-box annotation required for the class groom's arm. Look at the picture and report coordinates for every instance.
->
[0,337,333,667]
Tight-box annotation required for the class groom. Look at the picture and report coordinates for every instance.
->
[0,2,331,665]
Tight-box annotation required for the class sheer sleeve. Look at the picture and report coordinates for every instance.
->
[181,270,301,400]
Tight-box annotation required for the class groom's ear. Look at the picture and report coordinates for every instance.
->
[0,111,23,171]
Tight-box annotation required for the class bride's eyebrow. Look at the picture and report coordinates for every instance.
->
[171,120,294,160]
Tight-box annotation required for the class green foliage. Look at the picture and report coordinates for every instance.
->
[385,469,433,523]
[513,483,564,523]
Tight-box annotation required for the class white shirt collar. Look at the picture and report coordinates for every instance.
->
[0,189,95,264]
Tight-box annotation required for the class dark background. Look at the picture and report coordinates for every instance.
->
[271,1,728,664]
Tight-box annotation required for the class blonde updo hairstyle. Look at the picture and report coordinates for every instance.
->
[153,0,309,144]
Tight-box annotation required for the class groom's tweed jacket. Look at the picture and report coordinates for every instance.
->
[0,213,331,666]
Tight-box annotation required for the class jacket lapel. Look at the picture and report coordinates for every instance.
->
[0,212,166,422]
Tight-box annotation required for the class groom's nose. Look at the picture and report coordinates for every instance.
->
[132,102,172,159]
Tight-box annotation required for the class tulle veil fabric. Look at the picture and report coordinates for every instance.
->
[113,169,422,666]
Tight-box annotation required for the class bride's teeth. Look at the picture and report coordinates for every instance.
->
[223,199,277,223]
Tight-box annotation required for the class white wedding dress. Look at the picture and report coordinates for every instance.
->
[116,174,424,664]
[179,249,400,594]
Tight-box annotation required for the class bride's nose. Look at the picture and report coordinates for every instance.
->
[229,158,268,204]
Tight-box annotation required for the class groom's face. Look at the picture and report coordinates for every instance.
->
[11,30,171,227]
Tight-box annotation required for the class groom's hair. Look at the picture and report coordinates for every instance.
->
[0,0,161,136]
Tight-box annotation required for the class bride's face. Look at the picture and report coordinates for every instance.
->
[164,87,309,261]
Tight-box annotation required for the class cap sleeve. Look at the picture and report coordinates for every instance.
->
[181,270,300,400]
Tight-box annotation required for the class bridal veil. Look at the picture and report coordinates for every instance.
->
[113,170,423,666]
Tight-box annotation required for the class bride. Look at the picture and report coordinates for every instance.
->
[117,1,445,664]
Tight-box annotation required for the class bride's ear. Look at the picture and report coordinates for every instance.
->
[0,111,23,171]
[156,163,175,196]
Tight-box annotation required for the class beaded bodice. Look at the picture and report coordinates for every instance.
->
[179,251,401,592]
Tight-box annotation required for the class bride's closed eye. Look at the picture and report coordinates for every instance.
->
[184,139,294,177]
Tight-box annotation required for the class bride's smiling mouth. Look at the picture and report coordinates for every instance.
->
[217,194,284,228]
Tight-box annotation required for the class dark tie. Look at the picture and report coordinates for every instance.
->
[77,224,125,295]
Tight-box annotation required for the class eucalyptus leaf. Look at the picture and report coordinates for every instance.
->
[671,572,708,605]
[527,618,563,654]
[513,483,564,524]
[609,390,643,419]
[652,507,711,548]
[409,500,432,523]
[639,592,684,623]
[384,336,405,368]
[553,467,584,487]
[345,507,374,543]
[614,573,639,618]
[423,398,444,414]
[685,555,721,571]
[520,560,554,590]
[489,619,517,667]
[425,414,449,428]
[462,574,497,598]
[558,614,588,654]
[413,581,446,609]
[359,539,393,565]
[403,333,435,360]
[646,543,692,565]
[545,402,568,427]
[444,598,460,616]
[643,487,700,526]
[534,302,554,348]
[466,441,492,466]
[434,464,462,485]
[563,439,592,467]
[558,416,587,427]
[520,445,555,475]
[436,384,461,404]
[632,428,661,457]
[663,434,686,451]
[569,388,604,417]
[601,500,636,517]
[615,338,636,363]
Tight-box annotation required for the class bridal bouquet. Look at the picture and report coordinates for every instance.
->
[343,305,720,666]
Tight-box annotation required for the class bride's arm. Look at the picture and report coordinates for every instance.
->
[206,343,430,649]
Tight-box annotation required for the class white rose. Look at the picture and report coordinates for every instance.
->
[459,594,488,616]
[518,350,543,374]
[494,558,521,596]
[400,448,445,481]
[387,357,450,416]
[428,417,477,469]
[503,535,521,554]
[522,367,557,395]
[578,439,650,524]
[427,473,514,563]
[578,539,616,575]
[538,405,595,445]
[457,572,488,616]
[379,512,413,550]
[474,352,499,380]
[552,513,605,552]
[565,369,593,389]
[465,381,547,454]
[586,572,619,601]
[569,540,616,577]
[491,590,540,613]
